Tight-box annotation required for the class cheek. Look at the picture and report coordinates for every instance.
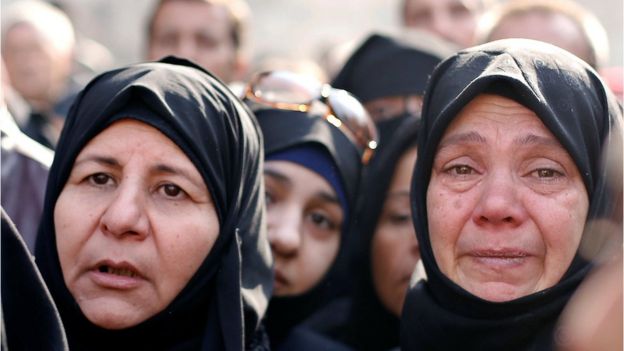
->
[538,189,589,272]
[298,234,340,288]
[426,185,465,269]
[157,209,220,290]
[54,189,96,280]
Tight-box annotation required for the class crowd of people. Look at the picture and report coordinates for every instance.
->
[1,0,622,350]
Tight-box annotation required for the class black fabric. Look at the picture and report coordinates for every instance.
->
[1,207,68,351]
[402,39,623,350]
[331,33,446,103]
[1,143,49,253]
[34,57,272,350]
[337,117,419,351]
[254,108,363,348]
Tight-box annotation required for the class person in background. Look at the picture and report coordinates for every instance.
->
[332,31,453,139]
[245,70,377,350]
[336,117,421,351]
[2,0,81,148]
[34,57,273,350]
[474,0,609,69]
[145,0,251,84]
[401,38,622,350]
[1,58,53,252]
[401,0,494,48]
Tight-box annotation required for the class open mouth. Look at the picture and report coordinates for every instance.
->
[98,265,138,278]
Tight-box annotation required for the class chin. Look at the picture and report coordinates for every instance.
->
[468,282,531,303]
[79,299,151,330]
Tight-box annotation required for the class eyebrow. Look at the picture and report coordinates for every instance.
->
[264,168,292,188]
[513,134,562,148]
[316,191,340,205]
[265,168,341,205]
[74,155,120,168]
[438,131,486,149]
[438,131,562,150]
[153,163,205,189]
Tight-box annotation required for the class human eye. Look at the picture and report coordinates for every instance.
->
[530,168,564,180]
[308,211,339,232]
[157,183,188,200]
[445,164,476,176]
[87,173,115,187]
[389,212,411,225]
[196,34,217,49]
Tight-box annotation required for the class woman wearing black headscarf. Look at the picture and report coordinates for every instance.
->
[331,31,452,140]
[402,39,622,350]
[337,117,420,351]
[34,57,273,350]
[244,71,375,350]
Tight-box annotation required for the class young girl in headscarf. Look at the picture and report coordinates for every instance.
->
[245,70,376,350]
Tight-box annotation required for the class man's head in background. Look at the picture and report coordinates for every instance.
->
[401,0,493,48]
[475,0,609,69]
[145,0,250,83]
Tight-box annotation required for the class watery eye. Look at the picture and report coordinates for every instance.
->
[90,173,110,185]
[163,184,182,197]
[452,165,473,175]
[535,169,559,178]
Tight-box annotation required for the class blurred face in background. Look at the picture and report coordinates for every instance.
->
[402,0,483,47]
[486,11,593,67]
[364,95,424,122]
[147,0,243,83]
[264,161,343,296]
[2,22,73,111]
[371,147,420,316]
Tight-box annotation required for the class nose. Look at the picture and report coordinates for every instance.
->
[176,38,198,62]
[268,205,302,258]
[429,12,454,43]
[472,170,527,227]
[100,179,150,240]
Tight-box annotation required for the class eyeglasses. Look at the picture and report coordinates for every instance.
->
[244,70,378,164]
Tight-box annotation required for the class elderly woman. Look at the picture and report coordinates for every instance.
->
[401,39,622,350]
[244,70,377,350]
[34,57,273,350]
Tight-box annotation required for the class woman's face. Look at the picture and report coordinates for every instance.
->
[371,147,420,316]
[426,94,589,302]
[55,119,219,329]
[402,0,482,47]
[264,160,343,296]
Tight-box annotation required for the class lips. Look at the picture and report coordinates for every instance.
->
[89,260,145,289]
[469,249,532,267]
[273,269,289,289]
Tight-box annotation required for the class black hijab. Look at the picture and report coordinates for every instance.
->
[331,32,448,146]
[402,39,622,350]
[2,207,68,351]
[340,117,419,351]
[331,32,451,104]
[254,108,363,346]
[34,57,273,350]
